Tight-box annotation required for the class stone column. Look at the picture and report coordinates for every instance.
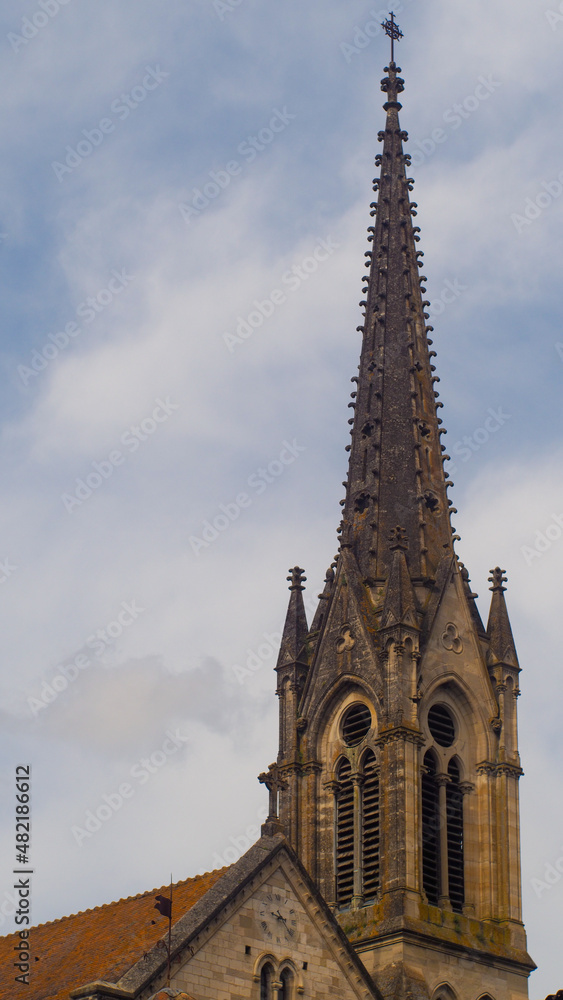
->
[323,779,339,907]
[352,772,365,907]
[301,761,321,882]
[459,781,476,916]
[435,773,451,908]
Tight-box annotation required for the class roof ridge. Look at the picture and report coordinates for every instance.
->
[2,865,232,935]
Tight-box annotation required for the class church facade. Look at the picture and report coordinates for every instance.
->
[0,48,538,1000]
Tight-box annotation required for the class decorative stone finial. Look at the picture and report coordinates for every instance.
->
[488,567,508,593]
[287,566,306,592]
[459,561,478,599]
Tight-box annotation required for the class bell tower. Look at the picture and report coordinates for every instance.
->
[265,44,535,1000]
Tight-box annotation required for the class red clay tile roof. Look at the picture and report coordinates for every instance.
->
[0,868,229,1000]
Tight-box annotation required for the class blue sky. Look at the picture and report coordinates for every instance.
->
[1,0,563,995]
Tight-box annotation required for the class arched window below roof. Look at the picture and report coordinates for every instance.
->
[279,967,294,1000]
[260,962,274,1000]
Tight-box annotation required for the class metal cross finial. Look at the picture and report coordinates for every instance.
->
[382,11,404,63]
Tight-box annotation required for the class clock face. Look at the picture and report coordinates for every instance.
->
[258,891,298,944]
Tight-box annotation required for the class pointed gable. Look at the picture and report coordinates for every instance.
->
[380,528,419,631]
[165,836,382,1000]
[65,837,381,1000]
[299,546,384,723]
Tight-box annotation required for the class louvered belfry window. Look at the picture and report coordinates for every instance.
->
[447,758,465,912]
[335,703,378,907]
[342,703,371,746]
[423,703,465,913]
[361,750,380,898]
[427,704,455,747]
[421,750,440,905]
[336,757,354,906]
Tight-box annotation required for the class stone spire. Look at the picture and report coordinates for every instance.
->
[487,567,519,668]
[276,566,309,669]
[340,62,455,587]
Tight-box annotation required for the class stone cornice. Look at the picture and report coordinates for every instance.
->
[476,760,523,778]
[376,725,425,748]
[302,760,323,776]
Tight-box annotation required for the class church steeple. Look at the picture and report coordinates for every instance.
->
[265,40,534,1000]
[341,60,455,586]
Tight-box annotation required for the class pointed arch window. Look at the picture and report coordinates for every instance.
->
[260,962,274,1000]
[334,742,380,907]
[422,704,465,913]
[279,967,294,1000]
[361,749,380,899]
[335,758,354,906]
